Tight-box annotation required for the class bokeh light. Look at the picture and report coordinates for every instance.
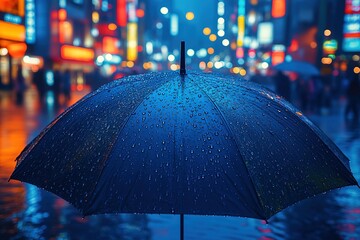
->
[160,7,168,15]
[203,27,211,35]
[209,34,217,41]
[186,12,195,20]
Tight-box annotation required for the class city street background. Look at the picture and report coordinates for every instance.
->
[1,0,360,239]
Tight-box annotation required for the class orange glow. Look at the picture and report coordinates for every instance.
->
[108,23,117,31]
[59,21,72,43]
[354,67,360,74]
[61,45,94,62]
[321,57,332,64]
[203,27,211,35]
[207,47,214,54]
[127,61,134,68]
[209,34,217,42]
[289,39,299,52]
[0,21,25,41]
[103,36,119,54]
[272,51,285,65]
[8,43,27,58]
[136,9,145,18]
[324,29,331,36]
[0,0,24,16]
[58,9,67,20]
[272,0,286,18]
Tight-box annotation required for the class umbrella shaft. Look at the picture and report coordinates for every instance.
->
[180,214,184,240]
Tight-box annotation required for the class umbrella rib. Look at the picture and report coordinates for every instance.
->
[10,82,127,174]
[241,84,359,186]
[187,73,268,220]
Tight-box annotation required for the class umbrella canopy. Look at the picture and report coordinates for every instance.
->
[10,70,358,221]
[274,61,320,76]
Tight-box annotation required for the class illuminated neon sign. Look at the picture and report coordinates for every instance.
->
[343,0,360,52]
[25,0,36,43]
[4,14,22,24]
[237,0,245,47]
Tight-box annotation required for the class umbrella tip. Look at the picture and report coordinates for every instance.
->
[180,41,186,76]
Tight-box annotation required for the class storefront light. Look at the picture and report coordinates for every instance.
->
[0,48,8,56]
[218,30,225,37]
[186,12,195,21]
[168,54,175,62]
[187,49,195,57]
[160,7,168,15]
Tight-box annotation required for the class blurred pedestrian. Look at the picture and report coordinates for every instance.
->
[62,69,71,101]
[274,70,291,102]
[345,74,360,121]
[33,67,46,103]
[14,63,25,105]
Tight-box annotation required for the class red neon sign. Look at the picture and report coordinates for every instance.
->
[117,0,127,27]
[272,0,286,18]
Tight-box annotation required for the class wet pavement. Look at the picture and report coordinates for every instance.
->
[1,86,360,240]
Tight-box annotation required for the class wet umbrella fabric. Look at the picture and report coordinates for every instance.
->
[274,61,320,76]
[11,71,357,221]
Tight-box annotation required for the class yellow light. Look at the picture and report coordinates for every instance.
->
[108,23,117,31]
[324,29,331,36]
[92,12,99,23]
[199,61,206,70]
[232,67,240,74]
[237,16,245,46]
[127,23,138,61]
[203,27,211,35]
[354,67,360,74]
[0,21,25,42]
[207,47,214,54]
[207,62,213,68]
[127,61,135,68]
[185,12,194,20]
[230,42,237,50]
[170,64,178,71]
[209,34,217,42]
[239,68,247,76]
[353,55,360,61]
[321,57,332,64]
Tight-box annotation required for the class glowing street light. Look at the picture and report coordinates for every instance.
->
[160,7,168,15]
[203,27,211,35]
[186,12,194,20]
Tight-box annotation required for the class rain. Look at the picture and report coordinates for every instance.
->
[1,0,360,240]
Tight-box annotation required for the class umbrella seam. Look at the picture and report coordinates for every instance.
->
[187,73,268,220]
[84,73,176,212]
[11,78,147,169]
[241,85,359,186]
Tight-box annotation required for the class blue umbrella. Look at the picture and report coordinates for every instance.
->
[274,60,320,76]
[10,42,358,239]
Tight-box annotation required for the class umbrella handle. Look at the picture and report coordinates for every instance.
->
[180,214,184,240]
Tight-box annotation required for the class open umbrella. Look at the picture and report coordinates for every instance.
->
[274,60,320,76]
[10,42,358,239]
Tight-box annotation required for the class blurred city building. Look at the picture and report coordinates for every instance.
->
[0,0,359,91]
